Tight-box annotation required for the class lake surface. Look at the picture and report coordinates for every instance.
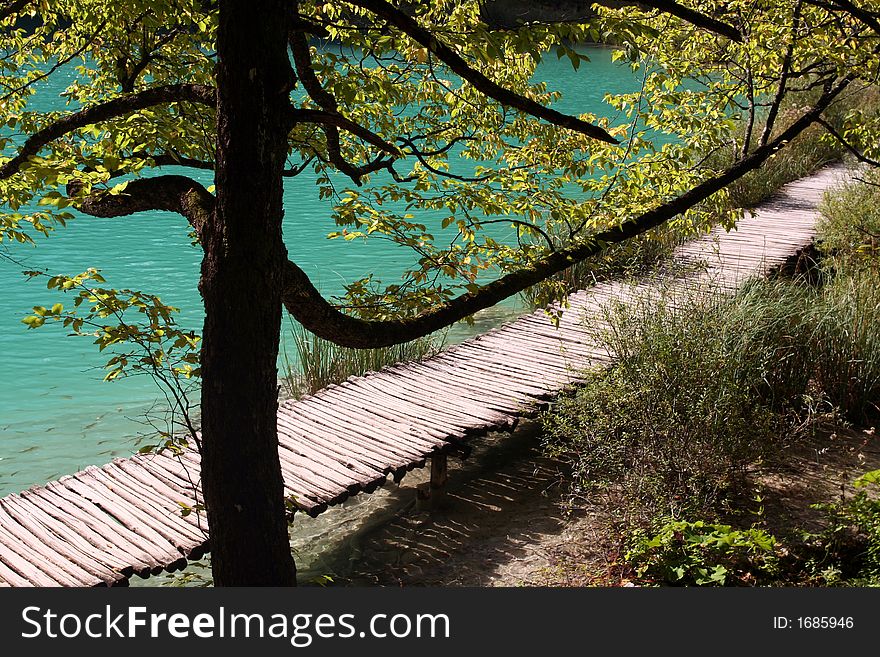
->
[0,47,643,495]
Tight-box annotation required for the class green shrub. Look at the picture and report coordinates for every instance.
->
[625,519,780,586]
[811,469,880,581]
[541,282,812,519]
[281,320,445,398]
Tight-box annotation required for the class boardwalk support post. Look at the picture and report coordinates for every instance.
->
[416,452,448,510]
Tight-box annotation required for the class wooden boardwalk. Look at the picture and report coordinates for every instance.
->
[0,164,847,586]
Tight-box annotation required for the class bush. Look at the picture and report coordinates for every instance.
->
[625,519,780,586]
[624,471,880,587]
[811,469,880,581]
[541,281,812,520]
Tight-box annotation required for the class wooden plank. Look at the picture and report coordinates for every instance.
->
[60,474,185,557]
[380,369,514,425]
[0,516,68,586]
[32,484,163,571]
[376,372,507,426]
[287,400,420,465]
[129,456,204,504]
[308,384,456,445]
[276,412,390,476]
[387,363,523,416]
[348,376,494,432]
[274,443,365,494]
[416,359,541,405]
[3,494,126,582]
[462,353,575,390]
[332,378,472,438]
[133,452,202,491]
[278,413,392,477]
[397,361,531,411]
[98,464,207,543]
[0,501,105,586]
[87,465,205,544]
[0,554,32,587]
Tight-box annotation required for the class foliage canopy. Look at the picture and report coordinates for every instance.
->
[2,0,878,348]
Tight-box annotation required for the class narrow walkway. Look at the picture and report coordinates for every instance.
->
[0,164,847,586]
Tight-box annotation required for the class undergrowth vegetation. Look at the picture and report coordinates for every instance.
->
[542,280,816,522]
[541,171,880,586]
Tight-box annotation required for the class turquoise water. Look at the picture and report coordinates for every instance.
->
[0,47,642,495]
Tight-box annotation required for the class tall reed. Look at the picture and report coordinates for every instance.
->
[281,319,445,399]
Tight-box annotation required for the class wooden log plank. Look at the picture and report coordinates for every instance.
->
[61,473,186,556]
[433,347,560,384]
[33,484,162,571]
[331,378,472,438]
[134,452,203,494]
[0,502,105,586]
[288,399,422,464]
[276,412,390,476]
[271,453,346,502]
[410,356,532,402]
[380,369,514,426]
[278,412,394,476]
[0,554,32,587]
[450,350,567,393]
[358,378,495,429]
[484,326,600,371]
[388,361,523,416]
[0,515,68,586]
[3,494,127,582]
[419,357,546,401]
[279,446,377,494]
[305,390,448,454]
[102,463,208,542]
[312,382,460,443]
[129,456,204,505]
[350,375,496,431]
[455,328,585,364]
[88,465,206,544]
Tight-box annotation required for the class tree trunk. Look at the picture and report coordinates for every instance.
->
[198,0,296,586]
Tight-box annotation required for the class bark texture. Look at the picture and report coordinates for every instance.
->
[198,0,296,586]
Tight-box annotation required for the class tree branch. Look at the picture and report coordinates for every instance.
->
[616,1,743,42]
[804,0,880,35]
[279,78,851,347]
[288,23,397,183]
[485,0,742,41]
[0,84,216,180]
[760,0,803,147]
[345,0,619,144]
[292,108,402,156]
[817,117,880,167]
[69,175,215,236]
